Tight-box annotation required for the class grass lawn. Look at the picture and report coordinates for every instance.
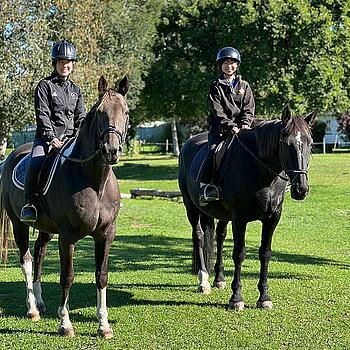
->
[0,152,349,349]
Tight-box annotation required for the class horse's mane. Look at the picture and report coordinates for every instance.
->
[251,116,311,159]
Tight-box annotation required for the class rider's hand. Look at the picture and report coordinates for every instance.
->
[50,137,63,149]
[231,126,240,134]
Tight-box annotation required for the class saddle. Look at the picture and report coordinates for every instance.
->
[12,138,76,195]
[189,134,235,183]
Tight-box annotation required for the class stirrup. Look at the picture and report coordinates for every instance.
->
[199,184,222,206]
[20,204,38,223]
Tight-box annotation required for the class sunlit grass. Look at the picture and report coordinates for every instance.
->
[0,153,349,349]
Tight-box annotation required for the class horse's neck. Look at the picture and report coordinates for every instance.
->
[237,125,282,175]
[72,121,112,193]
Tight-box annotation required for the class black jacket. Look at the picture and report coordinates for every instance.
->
[34,72,86,142]
[207,75,255,133]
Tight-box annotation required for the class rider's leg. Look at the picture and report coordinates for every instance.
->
[20,139,48,223]
[198,131,223,205]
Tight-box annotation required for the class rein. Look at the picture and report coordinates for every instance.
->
[234,134,289,181]
[236,132,309,184]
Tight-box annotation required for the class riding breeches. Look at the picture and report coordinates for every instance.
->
[23,139,49,204]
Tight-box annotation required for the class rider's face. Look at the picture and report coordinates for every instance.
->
[56,59,74,78]
[221,58,239,76]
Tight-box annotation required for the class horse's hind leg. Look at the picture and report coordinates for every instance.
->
[257,212,281,310]
[33,231,54,314]
[94,226,115,339]
[9,214,40,321]
[213,220,228,289]
[185,203,214,294]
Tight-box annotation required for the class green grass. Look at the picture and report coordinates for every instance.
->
[0,153,349,349]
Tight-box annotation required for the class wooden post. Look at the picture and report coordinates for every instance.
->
[165,139,169,154]
[130,188,182,199]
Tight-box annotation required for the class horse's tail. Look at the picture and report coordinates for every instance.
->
[0,165,11,263]
[192,214,215,274]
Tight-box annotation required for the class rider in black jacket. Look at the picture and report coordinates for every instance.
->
[20,40,86,223]
[198,47,255,206]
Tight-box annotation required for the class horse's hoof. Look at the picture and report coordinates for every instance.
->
[197,285,211,295]
[228,301,245,311]
[98,328,113,339]
[214,281,226,289]
[58,327,76,337]
[26,311,40,322]
[257,300,273,310]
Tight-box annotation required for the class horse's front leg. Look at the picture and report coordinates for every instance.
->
[213,220,228,289]
[94,226,115,339]
[228,220,247,311]
[257,212,281,310]
[57,236,75,337]
[33,231,54,314]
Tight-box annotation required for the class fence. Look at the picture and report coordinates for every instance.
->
[137,139,174,154]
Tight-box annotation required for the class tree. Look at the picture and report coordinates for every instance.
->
[99,0,164,153]
[0,1,50,146]
[0,0,164,155]
[338,110,350,140]
[139,0,350,147]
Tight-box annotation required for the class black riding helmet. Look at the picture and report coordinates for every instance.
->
[216,47,241,63]
[51,40,77,65]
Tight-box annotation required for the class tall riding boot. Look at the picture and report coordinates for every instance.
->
[20,160,41,223]
[198,153,222,206]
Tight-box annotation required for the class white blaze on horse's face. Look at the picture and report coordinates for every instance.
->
[295,131,302,147]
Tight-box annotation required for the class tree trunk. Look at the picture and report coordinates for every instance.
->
[171,116,180,156]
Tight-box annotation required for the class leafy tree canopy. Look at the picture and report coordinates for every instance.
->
[139,0,350,130]
[0,0,163,139]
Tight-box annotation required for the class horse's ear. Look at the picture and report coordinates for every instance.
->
[118,76,129,96]
[304,109,318,126]
[282,105,292,125]
[98,76,109,97]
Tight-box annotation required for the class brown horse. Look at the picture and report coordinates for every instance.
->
[0,76,129,338]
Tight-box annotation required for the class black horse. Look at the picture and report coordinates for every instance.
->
[179,106,316,310]
[0,76,129,337]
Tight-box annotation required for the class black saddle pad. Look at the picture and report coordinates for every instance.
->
[13,151,58,191]
[188,135,235,183]
[189,144,209,181]
[12,138,75,192]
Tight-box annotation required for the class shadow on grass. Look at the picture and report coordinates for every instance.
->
[242,247,350,269]
[3,233,349,277]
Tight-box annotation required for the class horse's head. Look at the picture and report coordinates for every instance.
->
[95,75,129,164]
[279,106,317,200]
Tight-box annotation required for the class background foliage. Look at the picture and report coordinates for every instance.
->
[1,0,350,142]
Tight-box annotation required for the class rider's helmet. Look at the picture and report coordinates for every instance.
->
[51,40,77,65]
[216,47,241,64]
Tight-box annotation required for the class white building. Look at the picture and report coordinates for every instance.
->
[319,113,349,149]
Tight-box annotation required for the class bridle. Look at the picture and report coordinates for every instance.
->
[279,137,309,185]
[61,91,129,163]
